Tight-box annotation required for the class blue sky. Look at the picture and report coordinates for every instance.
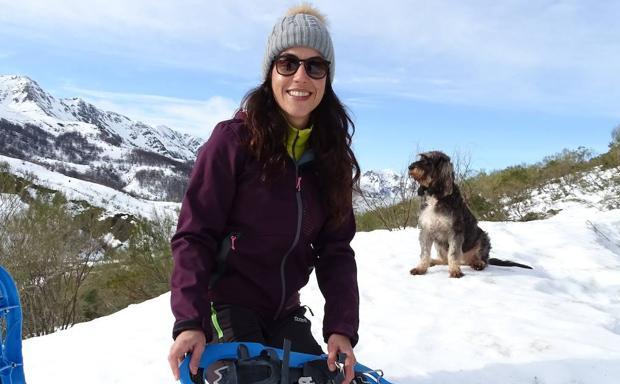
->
[1,0,619,172]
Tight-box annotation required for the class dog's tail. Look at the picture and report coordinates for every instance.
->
[488,258,533,269]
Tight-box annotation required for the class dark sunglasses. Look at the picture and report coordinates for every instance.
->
[274,54,331,80]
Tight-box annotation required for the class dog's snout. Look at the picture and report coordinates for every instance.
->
[409,167,424,181]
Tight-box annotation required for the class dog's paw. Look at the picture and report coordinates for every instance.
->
[449,269,464,278]
[470,261,487,271]
[410,267,427,275]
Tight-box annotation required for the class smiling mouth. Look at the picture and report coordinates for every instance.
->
[287,90,311,97]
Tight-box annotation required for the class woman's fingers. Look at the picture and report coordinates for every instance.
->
[167,330,206,380]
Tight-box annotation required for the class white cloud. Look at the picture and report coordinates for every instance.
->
[328,1,620,116]
[0,0,283,74]
[2,0,619,116]
[65,87,238,139]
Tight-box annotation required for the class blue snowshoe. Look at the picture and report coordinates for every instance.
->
[179,339,391,384]
[0,265,26,384]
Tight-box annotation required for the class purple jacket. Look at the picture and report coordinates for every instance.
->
[170,112,359,346]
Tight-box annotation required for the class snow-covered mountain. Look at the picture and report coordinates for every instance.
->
[0,154,180,221]
[0,74,406,209]
[0,75,202,201]
[354,169,411,212]
[0,75,202,161]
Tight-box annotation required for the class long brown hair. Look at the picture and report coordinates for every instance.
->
[240,73,360,228]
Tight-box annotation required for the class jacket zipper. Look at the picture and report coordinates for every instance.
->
[291,130,300,162]
[274,161,303,320]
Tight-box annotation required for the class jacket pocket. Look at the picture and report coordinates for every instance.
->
[208,232,241,289]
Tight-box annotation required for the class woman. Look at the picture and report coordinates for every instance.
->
[168,5,361,383]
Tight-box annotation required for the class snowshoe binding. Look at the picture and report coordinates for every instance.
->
[180,339,391,384]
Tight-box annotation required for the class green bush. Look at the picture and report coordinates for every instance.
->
[356,198,418,231]
[0,190,105,337]
[76,211,175,322]
[0,166,175,335]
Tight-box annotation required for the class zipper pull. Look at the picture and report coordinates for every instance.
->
[230,235,237,251]
[296,176,302,191]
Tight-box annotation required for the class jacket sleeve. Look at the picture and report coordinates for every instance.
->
[170,122,245,340]
[314,208,360,347]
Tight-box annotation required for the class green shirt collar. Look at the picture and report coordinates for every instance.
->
[286,124,313,161]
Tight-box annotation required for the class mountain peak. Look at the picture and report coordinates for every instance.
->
[0,74,37,87]
[0,74,58,117]
[0,74,43,96]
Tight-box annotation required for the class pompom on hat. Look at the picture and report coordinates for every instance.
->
[262,4,335,83]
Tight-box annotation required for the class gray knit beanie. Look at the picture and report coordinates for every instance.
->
[262,5,335,83]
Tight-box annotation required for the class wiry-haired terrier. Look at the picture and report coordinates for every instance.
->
[408,151,531,278]
[409,151,491,277]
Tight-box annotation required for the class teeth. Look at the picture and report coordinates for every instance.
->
[288,90,310,97]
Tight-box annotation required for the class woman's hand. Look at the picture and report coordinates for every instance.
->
[326,333,357,383]
[167,329,206,380]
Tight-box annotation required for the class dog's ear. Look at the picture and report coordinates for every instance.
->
[438,157,454,197]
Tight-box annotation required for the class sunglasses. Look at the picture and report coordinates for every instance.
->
[274,54,331,80]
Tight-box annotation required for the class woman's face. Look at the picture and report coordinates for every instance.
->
[271,46,327,129]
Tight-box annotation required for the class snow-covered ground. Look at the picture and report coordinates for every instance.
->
[505,166,620,220]
[22,204,620,383]
[0,154,180,220]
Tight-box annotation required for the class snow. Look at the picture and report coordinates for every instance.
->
[0,193,28,217]
[355,169,411,212]
[505,166,620,220]
[0,154,179,220]
[21,205,620,383]
[0,75,87,128]
[0,75,200,162]
[3,77,619,382]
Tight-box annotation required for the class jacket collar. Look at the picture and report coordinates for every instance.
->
[296,150,315,167]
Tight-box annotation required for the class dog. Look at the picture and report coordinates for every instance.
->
[408,151,531,278]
